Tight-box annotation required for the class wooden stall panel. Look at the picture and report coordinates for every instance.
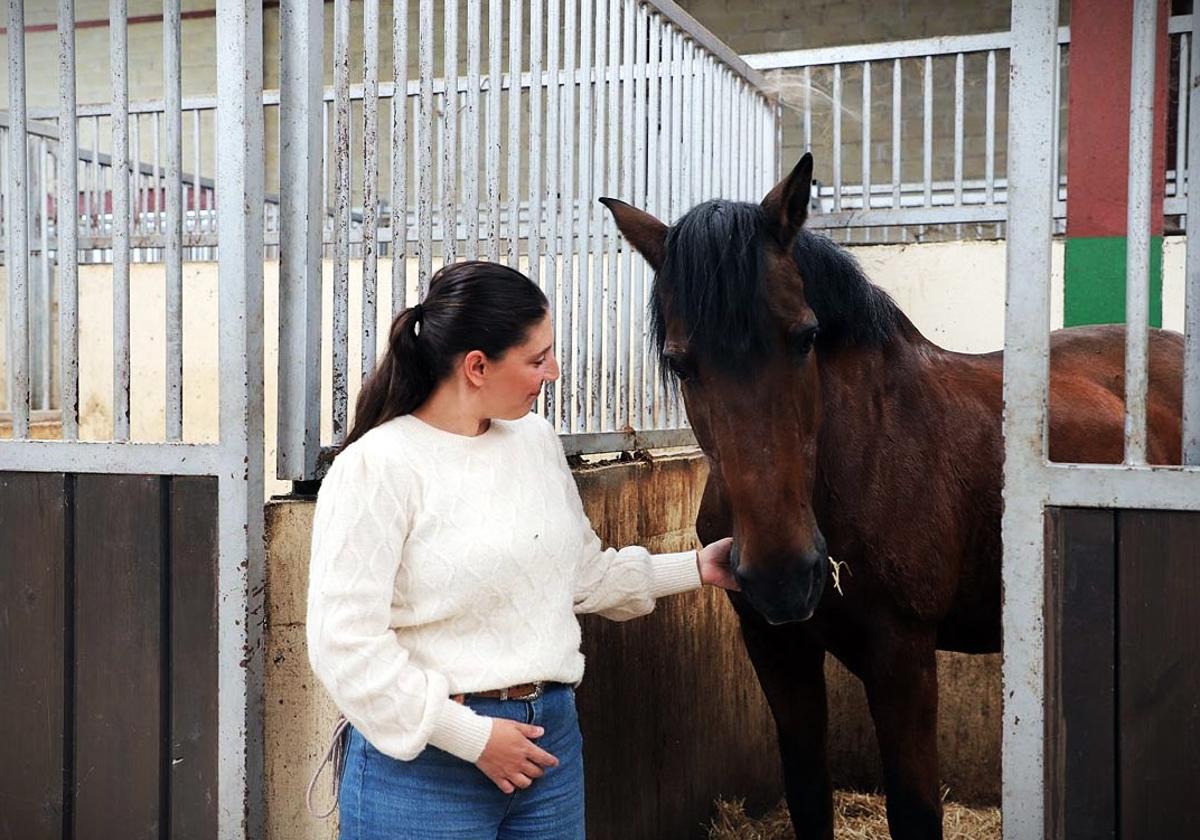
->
[169,476,220,837]
[0,472,68,840]
[1117,510,1200,840]
[73,475,165,840]
[1045,507,1117,840]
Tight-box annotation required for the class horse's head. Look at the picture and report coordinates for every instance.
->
[602,154,830,624]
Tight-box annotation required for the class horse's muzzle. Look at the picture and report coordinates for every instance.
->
[731,537,829,625]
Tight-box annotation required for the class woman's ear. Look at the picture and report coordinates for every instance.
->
[462,350,489,387]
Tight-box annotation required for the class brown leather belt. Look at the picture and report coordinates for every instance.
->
[451,681,546,703]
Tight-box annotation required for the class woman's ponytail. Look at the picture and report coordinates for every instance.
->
[338,261,548,454]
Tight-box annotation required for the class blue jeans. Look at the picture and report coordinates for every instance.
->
[337,683,585,840]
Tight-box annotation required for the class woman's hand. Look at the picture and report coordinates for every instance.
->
[698,537,739,590]
[475,718,560,793]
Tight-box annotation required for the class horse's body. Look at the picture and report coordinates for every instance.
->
[603,157,1184,839]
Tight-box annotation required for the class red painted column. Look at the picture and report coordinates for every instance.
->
[1063,0,1170,326]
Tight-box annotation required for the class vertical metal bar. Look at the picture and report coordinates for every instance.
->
[332,0,350,442]
[464,0,480,260]
[214,0,266,834]
[1177,33,1189,198]
[392,0,408,315]
[862,61,871,211]
[528,0,544,286]
[4,0,26,434]
[91,114,100,236]
[38,138,50,408]
[892,57,901,210]
[589,0,607,432]
[923,54,932,207]
[560,0,577,431]
[111,0,130,440]
[954,51,964,207]
[193,108,202,233]
[1124,0,1157,465]
[442,0,459,264]
[986,49,996,204]
[131,113,141,237]
[543,0,561,421]
[718,69,730,198]
[1186,9,1200,464]
[646,12,660,427]
[362,0,380,379]
[165,0,183,440]
[418,0,434,290]
[506,0,522,265]
[151,111,160,235]
[605,0,620,430]
[670,29,682,220]
[58,0,79,439]
[619,0,634,427]
[833,63,842,211]
[576,0,593,430]
[278,0,323,479]
[486,0,501,261]
[632,1,647,430]
[803,64,812,152]
[1001,1,1058,837]
[701,53,712,200]
[1052,43,1062,201]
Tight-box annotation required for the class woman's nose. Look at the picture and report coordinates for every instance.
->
[546,353,561,382]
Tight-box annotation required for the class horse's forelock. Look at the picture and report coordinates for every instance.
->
[652,200,775,379]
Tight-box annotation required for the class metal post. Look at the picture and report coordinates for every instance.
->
[278,0,323,481]
[58,0,79,439]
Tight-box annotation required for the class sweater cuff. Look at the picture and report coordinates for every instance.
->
[427,698,494,763]
[649,550,703,599]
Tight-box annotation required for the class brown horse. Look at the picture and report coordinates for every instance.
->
[601,154,1184,840]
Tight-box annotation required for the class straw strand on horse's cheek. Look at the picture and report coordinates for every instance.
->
[830,557,851,596]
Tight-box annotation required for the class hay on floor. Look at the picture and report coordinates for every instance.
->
[707,790,1001,840]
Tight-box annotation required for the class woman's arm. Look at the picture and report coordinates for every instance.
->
[306,445,493,763]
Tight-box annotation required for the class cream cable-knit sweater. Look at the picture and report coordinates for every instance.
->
[306,412,702,765]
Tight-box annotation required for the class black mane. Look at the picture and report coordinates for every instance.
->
[651,199,906,377]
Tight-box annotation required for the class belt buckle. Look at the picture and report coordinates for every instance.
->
[502,682,543,702]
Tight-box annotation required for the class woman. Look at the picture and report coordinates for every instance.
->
[306,261,736,839]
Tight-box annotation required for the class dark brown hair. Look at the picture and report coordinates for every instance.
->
[339,261,549,452]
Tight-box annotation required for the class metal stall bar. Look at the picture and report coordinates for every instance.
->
[986,49,996,205]
[59,0,79,439]
[392,0,409,315]
[1187,9,1200,466]
[486,0,501,261]
[214,0,266,833]
[442,0,459,264]
[544,0,561,421]
[6,0,29,437]
[418,0,434,290]
[465,0,481,260]
[862,61,871,210]
[528,0,544,287]
[165,0,184,441]
[112,0,131,440]
[278,0,323,481]
[1000,0,1061,836]
[1124,0,1157,465]
[363,0,381,378]
[892,58,902,209]
[589,0,608,432]
[576,0,594,429]
[605,0,620,430]
[560,0,578,431]
[506,0,522,265]
[331,0,350,443]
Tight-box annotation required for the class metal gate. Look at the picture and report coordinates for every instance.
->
[1002,0,1200,837]
[0,0,265,837]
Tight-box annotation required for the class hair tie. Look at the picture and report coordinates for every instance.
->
[411,303,424,336]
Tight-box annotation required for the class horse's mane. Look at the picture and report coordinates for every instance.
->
[651,199,906,378]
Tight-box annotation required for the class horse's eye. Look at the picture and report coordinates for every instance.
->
[789,324,820,356]
[664,353,693,382]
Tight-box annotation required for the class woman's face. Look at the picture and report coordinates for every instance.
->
[481,311,560,419]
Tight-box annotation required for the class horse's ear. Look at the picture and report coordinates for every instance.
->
[599,197,667,270]
[761,153,813,247]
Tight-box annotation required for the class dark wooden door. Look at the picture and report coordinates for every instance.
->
[0,472,220,840]
[1046,507,1200,840]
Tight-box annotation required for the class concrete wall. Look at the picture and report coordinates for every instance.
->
[264,450,1001,840]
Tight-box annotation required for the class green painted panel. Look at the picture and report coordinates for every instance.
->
[1063,235,1163,328]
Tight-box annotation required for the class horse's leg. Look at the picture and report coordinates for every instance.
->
[734,599,833,840]
[861,629,943,840]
